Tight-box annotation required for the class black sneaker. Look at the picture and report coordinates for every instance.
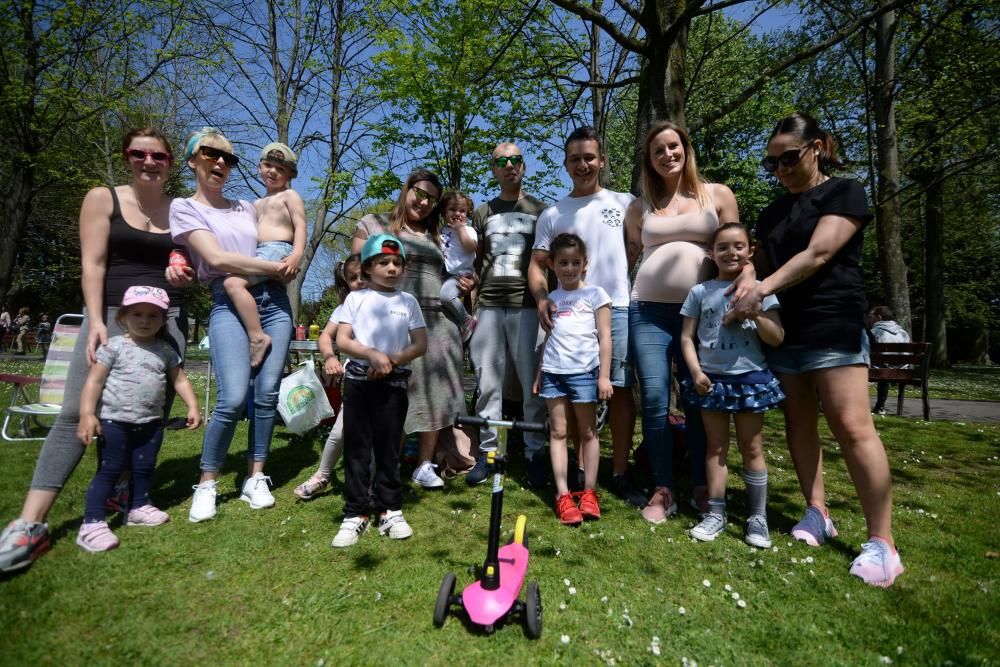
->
[525,453,549,490]
[465,454,492,486]
[609,473,647,507]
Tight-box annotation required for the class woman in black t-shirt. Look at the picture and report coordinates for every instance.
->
[730,113,903,588]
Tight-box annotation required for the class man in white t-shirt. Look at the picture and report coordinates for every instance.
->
[528,126,644,507]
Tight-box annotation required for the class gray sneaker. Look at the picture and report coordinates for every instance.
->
[0,519,51,573]
[745,514,772,548]
[690,512,726,542]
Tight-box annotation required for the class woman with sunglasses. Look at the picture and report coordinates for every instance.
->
[0,128,193,573]
[623,120,740,523]
[729,112,904,587]
[170,128,296,523]
[351,169,473,489]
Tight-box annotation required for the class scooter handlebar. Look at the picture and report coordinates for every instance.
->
[454,413,548,434]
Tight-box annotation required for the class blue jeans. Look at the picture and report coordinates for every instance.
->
[629,301,706,490]
[84,420,163,522]
[201,280,293,472]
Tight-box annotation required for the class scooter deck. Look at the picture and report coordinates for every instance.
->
[461,542,529,626]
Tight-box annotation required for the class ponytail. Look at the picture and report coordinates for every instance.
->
[769,112,845,175]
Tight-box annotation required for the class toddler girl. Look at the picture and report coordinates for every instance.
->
[76,286,201,552]
[437,191,478,342]
[293,254,365,500]
[679,223,784,547]
[332,234,427,547]
[532,233,612,526]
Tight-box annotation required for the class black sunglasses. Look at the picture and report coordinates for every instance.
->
[492,155,524,168]
[198,146,239,167]
[412,186,439,207]
[761,146,809,173]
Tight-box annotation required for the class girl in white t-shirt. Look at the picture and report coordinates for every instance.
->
[437,190,478,342]
[532,233,613,526]
[332,234,427,547]
[678,223,784,548]
[293,254,365,500]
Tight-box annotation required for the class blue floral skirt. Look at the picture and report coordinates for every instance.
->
[681,369,785,413]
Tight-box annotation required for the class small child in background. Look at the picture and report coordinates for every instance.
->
[332,234,427,547]
[293,254,366,500]
[437,191,478,342]
[223,142,306,367]
[866,305,911,415]
[532,233,613,526]
[75,286,201,552]
[679,223,784,548]
[35,314,52,352]
[13,307,30,354]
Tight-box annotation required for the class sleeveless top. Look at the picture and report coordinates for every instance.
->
[104,187,182,307]
[631,205,719,303]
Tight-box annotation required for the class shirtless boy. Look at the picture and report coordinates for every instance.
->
[223,142,306,367]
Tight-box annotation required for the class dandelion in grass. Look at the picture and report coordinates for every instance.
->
[724,584,732,592]
[205,570,215,580]
[678,606,686,615]
[564,578,571,587]
[560,602,567,610]
[732,592,740,601]
[880,657,892,665]
[569,587,577,595]
[601,595,609,603]
[897,646,904,655]
[703,579,711,588]
[737,599,747,608]
[561,634,570,644]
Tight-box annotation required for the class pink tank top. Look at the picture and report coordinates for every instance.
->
[631,206,719,303]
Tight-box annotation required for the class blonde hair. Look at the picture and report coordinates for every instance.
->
[640,121,711,211]
[182,127,233,163]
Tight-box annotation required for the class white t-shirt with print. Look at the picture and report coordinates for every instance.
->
[533,189,634,307]
[541,284,612,374]
[327,303,344,325]
[337,289,426,369]
[440,225,478,275]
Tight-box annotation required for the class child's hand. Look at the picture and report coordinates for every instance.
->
[186,407,202,430]
[693,372,713,396]
[324,356,344,378]
[77,415,101,445]
[531,376,541,396]
[367,350,393,379]
[597,377,613,401]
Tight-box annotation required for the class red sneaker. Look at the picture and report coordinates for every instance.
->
[555,492,583,526]
[578,489,601,520]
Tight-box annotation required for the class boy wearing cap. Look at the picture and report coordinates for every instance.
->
[331,233,427,547]
[222,142,307,367]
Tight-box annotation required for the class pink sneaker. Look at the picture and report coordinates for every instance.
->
[126,505,170,526]
[791,505,838,547]
[76,521,119,552]
[293,474,330,501]
[640,486,678,525]
[850,537,905,588]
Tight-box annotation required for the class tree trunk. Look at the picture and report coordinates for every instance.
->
[922,171,948,368]
[589,0,610,187]
[872,0,911,332]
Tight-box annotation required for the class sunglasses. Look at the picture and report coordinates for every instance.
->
[198,146,239,167]
[492,155,524,168]
[125,148,172,164]
[761,146,809,173]
[412,186,439,207]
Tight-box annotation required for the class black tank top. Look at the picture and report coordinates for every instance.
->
[104,187,182,307]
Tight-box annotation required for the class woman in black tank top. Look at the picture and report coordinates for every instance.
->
[0,128,195,574]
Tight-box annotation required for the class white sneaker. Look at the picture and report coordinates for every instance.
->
[378,510,413,540]
[240,473,275,509]
[411,461,444,489]
[332,516,369,548]
[189,480,218,523]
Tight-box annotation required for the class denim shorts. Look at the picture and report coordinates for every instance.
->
[766,329,870,374]
[247,241,294,287]
[610,306,633,388]
[540,367,598,403]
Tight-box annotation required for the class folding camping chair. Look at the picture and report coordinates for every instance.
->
[1,314,83,441]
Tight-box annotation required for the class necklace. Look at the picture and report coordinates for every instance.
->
[131,186,165,230]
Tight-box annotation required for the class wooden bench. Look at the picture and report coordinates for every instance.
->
[868,341,931,420]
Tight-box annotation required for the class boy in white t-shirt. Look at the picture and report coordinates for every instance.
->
[332,234,427,548]
[532,233,613,527]
[437,190,478,342]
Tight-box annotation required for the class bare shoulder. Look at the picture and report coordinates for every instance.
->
[708,182,736,201]
[83,185,115,210]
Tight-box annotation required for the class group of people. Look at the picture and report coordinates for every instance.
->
[0,110,904,589]
[0,307,51,354]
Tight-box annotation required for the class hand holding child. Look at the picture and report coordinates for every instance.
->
[77,414,101,445]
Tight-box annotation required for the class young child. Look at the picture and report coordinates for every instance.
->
[532,233,613,526]
[332,234,427,547]
[35,314,52,352]
[293,254,366,500]
[75,286,201,552]
[679,223,785,548]
[437,190,478,342]
[13,306,30,354]
[223,142,306,367]
[866,305,911,415]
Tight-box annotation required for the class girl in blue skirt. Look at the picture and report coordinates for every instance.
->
[679,223,784,548]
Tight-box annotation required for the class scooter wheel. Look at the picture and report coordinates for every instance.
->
[513,514,528,549]
[524,580,542,639]
[433,572,456,627]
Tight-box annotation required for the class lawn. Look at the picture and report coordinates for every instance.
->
[0,366,998,665]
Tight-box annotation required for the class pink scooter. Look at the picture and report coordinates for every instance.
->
[433,415,547,638]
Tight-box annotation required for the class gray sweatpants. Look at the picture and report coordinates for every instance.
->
[29,306,187,491]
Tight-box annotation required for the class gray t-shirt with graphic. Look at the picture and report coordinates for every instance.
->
[472,195,547,308]
[96,335,181,423]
